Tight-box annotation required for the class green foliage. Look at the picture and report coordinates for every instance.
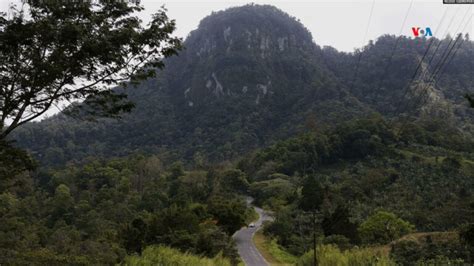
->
[296,245,394,266]
[264,207,315,255]
[254,231,298,265]
[248,117,473,262]
[417,256,465,265]
[0,141,36,181]
[265,239,298,264]
[250,178,295,208]
[246,119,474,232]
[3,4,474,264]
[0,156,251,264]
[299,175,325,212]
[246,118,396,179]
[390,233,471,265]
[123,245,231,266]
[322,206,359,245]
[0,1,181,138]
[207,197,248,235]
[322,235,352,251]
[358,211,414,245]
[390,240,421,265]
[221,169,250,193]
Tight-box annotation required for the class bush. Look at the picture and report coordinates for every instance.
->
[123,245,231,266]
[390,232,471,264]
[322,235,352,250]
[460,223,474,247]
[390,240,422,265]
[418,256,465,265]
[358,211,414,245]
[296,244,394,266]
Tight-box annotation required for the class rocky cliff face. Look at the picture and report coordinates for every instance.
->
[163,5,328,108]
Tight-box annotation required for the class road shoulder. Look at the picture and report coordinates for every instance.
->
[253,229,298,266]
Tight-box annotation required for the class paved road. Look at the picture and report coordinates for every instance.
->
[233,199,273,266]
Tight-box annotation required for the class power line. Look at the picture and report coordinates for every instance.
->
[406,35,463,113]
[417,14,473,107]
[375,0,414,91]
[420,7,469,82]
[347,0,376,92]
[392,40,436,115]
[396,9,465,132]
[411,9,471,106]
[397,14,473,135]
[392,7,450,110]
[396,35,463,135]
[392,7,451,118]
[431,14,472,80]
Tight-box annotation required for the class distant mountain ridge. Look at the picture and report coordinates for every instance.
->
[13,4,474,165]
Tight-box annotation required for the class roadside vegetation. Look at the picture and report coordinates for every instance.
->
[123,245,231,266]
[242,118,474,264]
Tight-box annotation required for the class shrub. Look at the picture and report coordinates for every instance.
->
[323,235,352,250]
[123,245,231,266]
[358,211,414,245]
[296,244,394,266]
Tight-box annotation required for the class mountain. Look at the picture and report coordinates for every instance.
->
[12,4,474,166]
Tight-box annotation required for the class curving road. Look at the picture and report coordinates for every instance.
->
[233,199,273,266]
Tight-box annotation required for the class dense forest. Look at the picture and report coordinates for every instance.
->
[243,117,474,263]
[1,150,256,264]
[3,116,474,264]
[2,3,474,266]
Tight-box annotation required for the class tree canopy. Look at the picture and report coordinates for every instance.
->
[0,0,181,139]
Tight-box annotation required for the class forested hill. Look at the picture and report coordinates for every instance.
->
[13,4,474,166]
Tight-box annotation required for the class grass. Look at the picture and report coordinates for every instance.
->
[253,230,395,266]
[297,245,394,266]
[388,231,458,246]
[252,224,458,266]
[398,148,474,176]
[123,245,231,266]
[253,230,298,266]
[398,149,445,164]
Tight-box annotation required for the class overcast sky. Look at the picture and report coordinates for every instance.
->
[142,0,474,52]
[1,0,473,52]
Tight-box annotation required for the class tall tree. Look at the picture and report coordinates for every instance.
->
[0,0,181,139]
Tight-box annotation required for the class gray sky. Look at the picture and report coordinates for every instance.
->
[1,0,473,52]
[140,0,474,52]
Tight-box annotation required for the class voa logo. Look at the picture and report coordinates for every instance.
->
[412,27,433,37]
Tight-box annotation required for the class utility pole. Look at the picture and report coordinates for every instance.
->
[300,175,324,266]
[313,211,318,266]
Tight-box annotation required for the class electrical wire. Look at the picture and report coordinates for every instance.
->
[391,7,451,118]
[375,0,414,90]
[347,0,377,92]
[392,7,455,120]
[397,13,473,135]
